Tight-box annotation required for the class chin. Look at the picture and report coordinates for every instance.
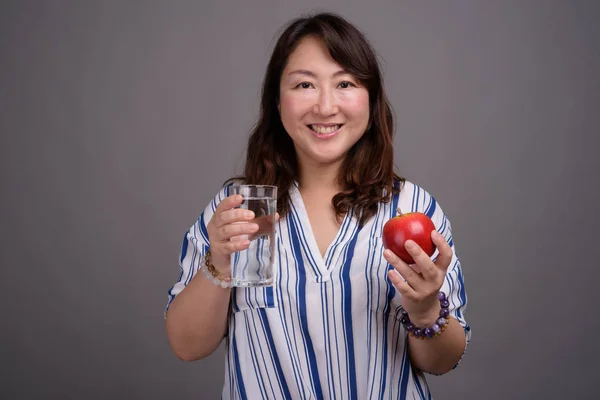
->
[307,150,348,166]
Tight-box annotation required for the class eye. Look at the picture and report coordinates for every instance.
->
[295,82,314,89]
[338,81,356,89]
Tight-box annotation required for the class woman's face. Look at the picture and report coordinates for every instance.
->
[279,36,370,169]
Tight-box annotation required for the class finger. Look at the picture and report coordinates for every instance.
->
[383,249,422,289]
[408,263,423,274]
[217,207,256,227]
[404,240,437,281]
[216,194,244,213]
[223,238,251,253]
[213,195,245,226]
[387,269,416,297]
[431,230,453,272]
[219,222,259,241]
[230,234,249,242]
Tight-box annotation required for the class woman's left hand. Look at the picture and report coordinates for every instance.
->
[384,230,453,326]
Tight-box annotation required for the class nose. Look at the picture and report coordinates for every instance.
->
[312,88,338,116]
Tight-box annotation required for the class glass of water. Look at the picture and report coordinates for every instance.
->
[229,184,277,287]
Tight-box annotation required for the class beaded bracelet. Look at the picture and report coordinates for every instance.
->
[201,250,234,288]
[400,291,451,339]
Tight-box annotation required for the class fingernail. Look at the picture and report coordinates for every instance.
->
[432,230,441,239]
[405,240,416,251]
[246,211,255,219]
[384,249,396,260]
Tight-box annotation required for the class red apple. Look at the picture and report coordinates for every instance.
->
[382,210,437,264]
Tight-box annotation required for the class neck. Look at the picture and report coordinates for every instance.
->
[297,158,343,194]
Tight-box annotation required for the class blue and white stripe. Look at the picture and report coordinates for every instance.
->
[166,180,471,399]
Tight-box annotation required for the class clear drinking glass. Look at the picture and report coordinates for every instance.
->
[229,184,277,287]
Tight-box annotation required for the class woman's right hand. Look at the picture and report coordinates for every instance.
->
[206,194,259,274]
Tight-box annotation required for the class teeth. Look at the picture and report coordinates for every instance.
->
[310,125,340,134]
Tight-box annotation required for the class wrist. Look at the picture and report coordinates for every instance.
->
[401,291,451,339]
[409,304,442,327]
[202,250,234,288]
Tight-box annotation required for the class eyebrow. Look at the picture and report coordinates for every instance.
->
[287,69,349,78]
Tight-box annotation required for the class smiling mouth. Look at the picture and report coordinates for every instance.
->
[308,124,342,135]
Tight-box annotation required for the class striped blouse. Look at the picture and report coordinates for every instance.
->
[166,180,471,399]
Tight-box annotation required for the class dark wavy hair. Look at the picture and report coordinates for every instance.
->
[235,12,404,226]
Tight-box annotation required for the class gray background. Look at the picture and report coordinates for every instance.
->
[1,0,599,399]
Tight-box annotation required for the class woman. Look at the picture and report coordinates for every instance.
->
[165,12,471,399]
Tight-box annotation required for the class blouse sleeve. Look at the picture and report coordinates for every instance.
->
[164,184,232,319]
[415,185,472,369]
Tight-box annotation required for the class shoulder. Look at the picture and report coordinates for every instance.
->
[396,179,444,218]
[223,177,245,188]
[200,178,244,220]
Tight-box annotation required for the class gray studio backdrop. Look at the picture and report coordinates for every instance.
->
[1,1,599,399]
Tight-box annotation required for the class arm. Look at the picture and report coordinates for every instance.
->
[385,198,470,375]
[406,304,467,375]
[165,191,259,361]
[165,270,232,361]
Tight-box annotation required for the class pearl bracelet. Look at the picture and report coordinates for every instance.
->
[400,291,451,339]
[201,250,234,288]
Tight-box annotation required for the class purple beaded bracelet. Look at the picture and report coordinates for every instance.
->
[400,291,451,339]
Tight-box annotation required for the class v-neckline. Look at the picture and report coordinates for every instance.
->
[289,183,353,280]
